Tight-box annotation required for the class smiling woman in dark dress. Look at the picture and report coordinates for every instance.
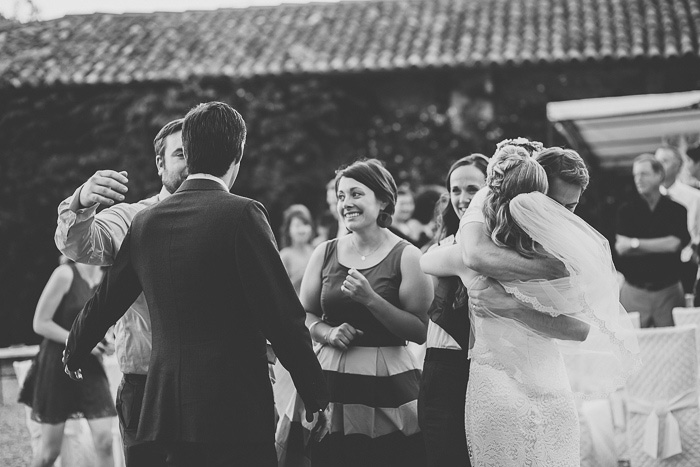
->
[301,159,433,467]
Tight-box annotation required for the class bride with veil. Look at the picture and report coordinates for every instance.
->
[421,141,640,466]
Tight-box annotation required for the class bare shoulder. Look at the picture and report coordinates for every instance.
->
[50,264,74,289]
[399,241,422,265]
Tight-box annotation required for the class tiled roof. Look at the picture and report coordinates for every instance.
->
[1,0,700,87]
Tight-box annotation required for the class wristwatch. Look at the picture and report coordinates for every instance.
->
[630,238,640,249]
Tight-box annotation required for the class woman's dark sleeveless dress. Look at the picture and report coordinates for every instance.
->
[309,238,426,467]
[19,264,116,423]
[418,269,472,466]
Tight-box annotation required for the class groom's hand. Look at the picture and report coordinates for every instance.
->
[62,344,83,381]
[307,407,331,442]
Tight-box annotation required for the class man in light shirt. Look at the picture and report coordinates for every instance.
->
[656,145,700,295]
[55,118,187,466]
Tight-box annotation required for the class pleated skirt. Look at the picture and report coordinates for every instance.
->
[276,344,425,467]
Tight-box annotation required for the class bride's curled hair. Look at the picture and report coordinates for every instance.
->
[484,143,548,258]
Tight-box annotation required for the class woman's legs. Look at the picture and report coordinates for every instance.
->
[31,422,65,467]
[87,416,115,467]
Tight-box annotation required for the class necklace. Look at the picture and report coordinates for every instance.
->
[351,234,385,261]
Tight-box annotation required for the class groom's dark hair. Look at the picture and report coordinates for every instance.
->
[182,102,247,177]
[535,147,589,191]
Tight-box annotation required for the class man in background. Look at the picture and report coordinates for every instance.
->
[655,145,700,296]
[615,154,690,327]
[56,118,186,465]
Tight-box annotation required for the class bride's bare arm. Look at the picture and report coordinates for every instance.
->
[469,277,590,342]
[460,222,566,282]
[420,243,476,286]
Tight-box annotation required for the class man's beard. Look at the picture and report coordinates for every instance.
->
[163,171,187,194]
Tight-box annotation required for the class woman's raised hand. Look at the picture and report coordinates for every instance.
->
[341,268,377,307]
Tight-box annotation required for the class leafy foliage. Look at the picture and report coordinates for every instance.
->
[2,60,699,345]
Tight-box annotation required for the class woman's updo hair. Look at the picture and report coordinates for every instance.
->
[335,158,398,228]
[483,141,548,258]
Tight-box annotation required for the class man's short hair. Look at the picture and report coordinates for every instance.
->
[182,102,247,177]
[153,119,184,157]
[634,153,665,176]
[534,147,590,191]
[655,145,684,165]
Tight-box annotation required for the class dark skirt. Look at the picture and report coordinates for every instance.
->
[418,348,471,467]
[19,339,116,424]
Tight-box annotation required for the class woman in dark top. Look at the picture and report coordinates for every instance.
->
[418,154,488,467]
[301,159,433,467]
[20,260,116,467]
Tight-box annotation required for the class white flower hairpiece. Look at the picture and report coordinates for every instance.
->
[496,138,544,156]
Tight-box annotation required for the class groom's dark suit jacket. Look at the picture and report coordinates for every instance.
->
[65,178,329,450]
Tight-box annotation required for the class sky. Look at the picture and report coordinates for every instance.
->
[2,0,366,22]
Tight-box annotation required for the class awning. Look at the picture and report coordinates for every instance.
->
[547,91,700,169]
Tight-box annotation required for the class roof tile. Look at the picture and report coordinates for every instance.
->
[1,0,699,87]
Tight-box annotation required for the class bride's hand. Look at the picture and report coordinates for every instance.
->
[468,277,516,318]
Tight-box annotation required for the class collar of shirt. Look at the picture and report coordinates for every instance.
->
[157,185,171,201]
[186,173,229,191]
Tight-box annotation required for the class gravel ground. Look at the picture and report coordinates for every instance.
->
[0,375,33,467]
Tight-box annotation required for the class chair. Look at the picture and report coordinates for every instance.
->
[628,311,641,329]
[625,325,700,466]
[672,307,700,329]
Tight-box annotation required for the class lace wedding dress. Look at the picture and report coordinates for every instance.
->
[466,305,580,465]
[464,192,640,466]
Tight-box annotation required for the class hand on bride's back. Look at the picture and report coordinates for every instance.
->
[467,277,517,318]
[520,251,569,281]
[541,255,569,280]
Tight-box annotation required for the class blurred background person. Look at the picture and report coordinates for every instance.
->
[411,186,444,251]
[688,144,700,305]
[313,211,338,246]
[301,159,433,467]
[391,185,420,244]
[19,259,116,467]
[274,203,316,445]
[418,154,487,467]
[655,145,700,297]
[279,204,316,295]
[616,154,690,327]
[317,177,346,242]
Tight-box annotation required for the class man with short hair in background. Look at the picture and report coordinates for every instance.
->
[655,145,700,296]
[55,118,187,466]
[615,153,690,327]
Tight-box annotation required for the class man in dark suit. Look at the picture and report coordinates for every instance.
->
[64,101,329,466]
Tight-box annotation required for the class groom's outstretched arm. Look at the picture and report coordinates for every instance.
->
[469,277,590,342]
[64,230,143,374]
[235,201,329,415]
